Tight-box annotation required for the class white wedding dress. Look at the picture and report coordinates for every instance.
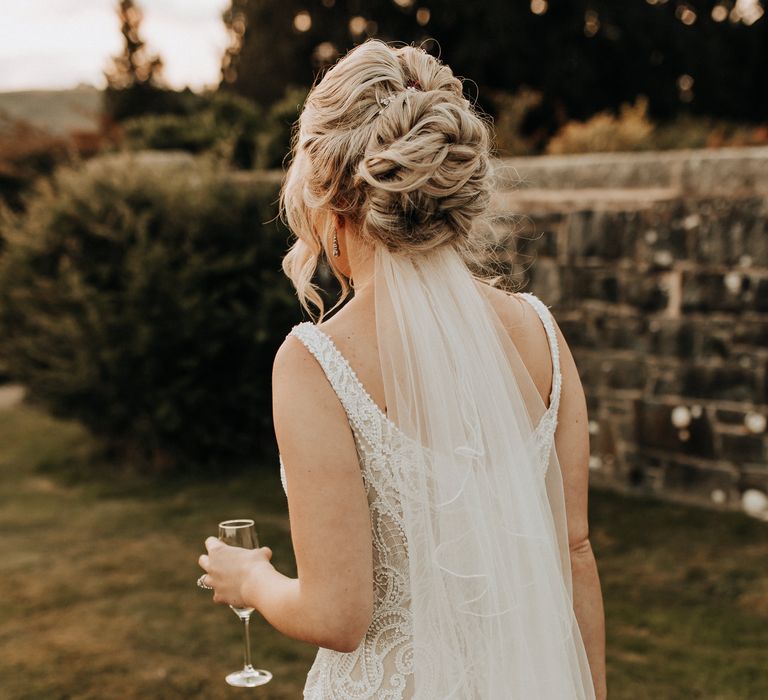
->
[278,290,586,699]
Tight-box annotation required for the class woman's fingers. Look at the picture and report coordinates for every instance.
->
[198,539,271,607]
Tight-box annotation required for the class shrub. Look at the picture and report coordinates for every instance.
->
[121,91,265,169]
[647,115,768,151]
[488,87,543,157]
[0,152,303,474]
[546,95,654,155]
[0,115,73,211]
[254,85,309,170]
[122,111,223,153]
[103,84,204,123]
[120,88,308,170]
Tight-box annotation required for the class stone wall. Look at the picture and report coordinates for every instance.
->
[493,146,768,513]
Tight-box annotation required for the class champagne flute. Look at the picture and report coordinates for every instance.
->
[218,518,273,688]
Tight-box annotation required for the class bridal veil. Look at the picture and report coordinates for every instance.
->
[373,241,596,699]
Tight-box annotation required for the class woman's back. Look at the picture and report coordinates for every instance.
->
[314,282,557,419]
[278,285,568,699]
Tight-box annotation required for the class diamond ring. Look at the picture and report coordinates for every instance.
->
[197,573,213,590]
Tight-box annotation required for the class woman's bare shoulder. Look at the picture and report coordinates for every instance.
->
[272,332,318,385]
[476,282,527,323]
[475,281,554,405]
[475,282,551,347]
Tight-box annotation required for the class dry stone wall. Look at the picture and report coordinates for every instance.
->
[494,147,768,514]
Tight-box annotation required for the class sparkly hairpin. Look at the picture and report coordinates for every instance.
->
[375,80,422,116]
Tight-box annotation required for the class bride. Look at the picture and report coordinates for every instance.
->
[198,38,607,699]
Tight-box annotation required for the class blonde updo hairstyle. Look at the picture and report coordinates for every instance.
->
[280,38,497,319]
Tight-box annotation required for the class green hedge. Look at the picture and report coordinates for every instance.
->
[121,88,308,170]
[0,152,304,474]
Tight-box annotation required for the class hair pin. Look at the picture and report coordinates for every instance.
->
[375,80,422,116]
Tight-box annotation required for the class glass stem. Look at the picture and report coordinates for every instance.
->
[242,614,253,670]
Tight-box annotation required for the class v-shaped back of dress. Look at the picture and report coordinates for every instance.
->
[279,291,561,496]
[277,292,562,700]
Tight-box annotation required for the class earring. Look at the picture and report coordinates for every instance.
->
[332,231,340,257]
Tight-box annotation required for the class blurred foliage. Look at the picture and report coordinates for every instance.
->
[120,88,307,170]
[0,114,110,212]
[103,84,203,124]
[0,152,303,474]
[223,0,768,134]
[547,96,655,155]
[546,95,768,154]
[120,91,260,168]
[104,0,164,90]
[488,87,545,157]
[254,85,309,169]
[0,115,73,212]
[102,0,167,124]
[221,0,248,86]
[648,115,768,151]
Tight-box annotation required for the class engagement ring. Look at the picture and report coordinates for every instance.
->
[197,573,213,590]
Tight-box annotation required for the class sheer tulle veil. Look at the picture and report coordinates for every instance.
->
[373,241,596,698]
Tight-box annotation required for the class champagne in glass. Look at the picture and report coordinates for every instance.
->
[218,518,273,688]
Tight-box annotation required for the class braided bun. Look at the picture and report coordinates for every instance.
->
[356,89,492,252]
[280,38,495,315]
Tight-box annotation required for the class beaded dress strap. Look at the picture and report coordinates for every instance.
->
[517,293,562,417]
[288,322,386,448]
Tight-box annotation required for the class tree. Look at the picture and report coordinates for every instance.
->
[102,0,192,122]
[221,0,249,86]
[104,0,164,90]
[220,0,768,132]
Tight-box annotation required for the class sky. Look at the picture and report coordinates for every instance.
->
[0,0,231,92]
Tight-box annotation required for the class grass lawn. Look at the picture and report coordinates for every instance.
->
[1,402,766,699]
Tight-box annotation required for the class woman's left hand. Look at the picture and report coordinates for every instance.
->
[198,536,274,609]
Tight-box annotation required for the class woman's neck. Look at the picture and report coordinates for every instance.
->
[345,234,376,299]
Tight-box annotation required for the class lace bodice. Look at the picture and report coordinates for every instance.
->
[278,292,562,699]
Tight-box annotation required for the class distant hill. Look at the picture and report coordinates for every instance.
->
[0,86,102,134]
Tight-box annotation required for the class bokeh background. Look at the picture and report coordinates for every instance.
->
[0,1,766,698]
